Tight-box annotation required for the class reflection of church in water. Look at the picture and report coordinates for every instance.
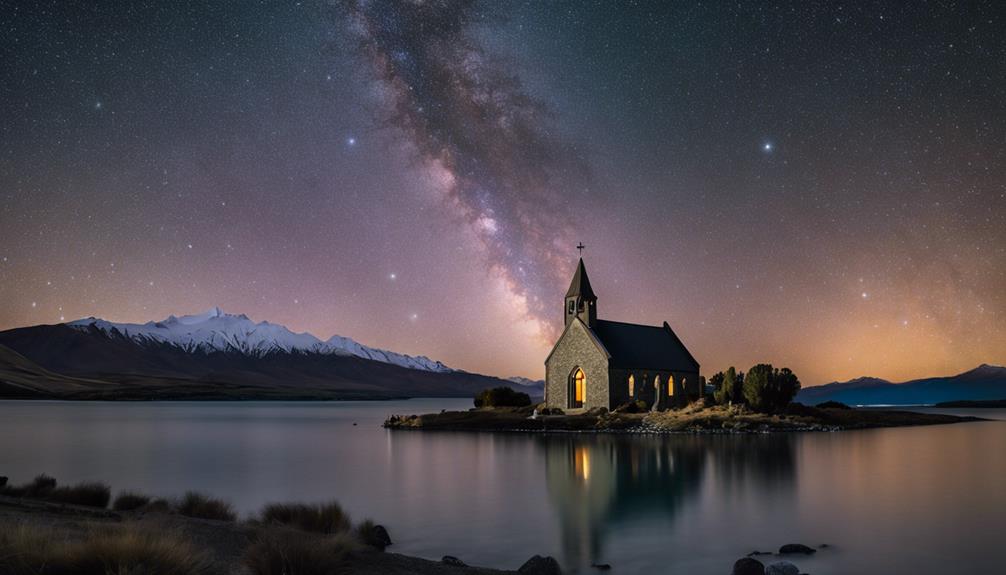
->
[540,435,796,570]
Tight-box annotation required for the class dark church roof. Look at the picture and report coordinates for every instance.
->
[564,258,597,300]
[592,320,699,372]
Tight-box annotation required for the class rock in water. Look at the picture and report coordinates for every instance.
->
[361,524,391,550]
[519,555,562,575]
[778,544,817,555]
[591,563,611,570]
[442,556,467,567]
[733,557,765,575]
[765,560,800,575]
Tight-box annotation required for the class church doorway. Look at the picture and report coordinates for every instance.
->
[570,368,585,408]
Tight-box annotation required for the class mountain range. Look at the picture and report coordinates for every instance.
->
[795,364,1006,406]
[0,308,542,401]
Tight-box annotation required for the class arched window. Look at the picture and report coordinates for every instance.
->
[571,368,586,408]
[628,374,635,398]
[668,374,675,396]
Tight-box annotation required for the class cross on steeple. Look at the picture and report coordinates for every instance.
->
[576,242,585,257]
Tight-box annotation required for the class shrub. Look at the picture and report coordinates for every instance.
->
[113,491,152,512]
[28,474,57,497]
[356,519,391,551]
[0,522,215,575]
[2,474,57,499]
[261,501,351,534]
[816,400,851,410]
[713,367,745,405]
[176,491,236,522]
[244,528,359,575]
[47,481,111,508]
[743,364,801,413]
[474,386,532,408]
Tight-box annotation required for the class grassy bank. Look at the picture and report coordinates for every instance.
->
[383,400,983,433]
[0,475,523,575]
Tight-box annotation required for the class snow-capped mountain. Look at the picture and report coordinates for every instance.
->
[68,307,452,373]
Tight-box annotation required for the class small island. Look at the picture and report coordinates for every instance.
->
[384,400,980,433]
[384,386,983,433]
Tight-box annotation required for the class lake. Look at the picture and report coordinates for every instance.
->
[2,399,1004,574]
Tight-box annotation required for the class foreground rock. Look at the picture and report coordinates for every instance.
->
[765,561,800,575]
[778,543,816,555]
[518,555,562,575]
[384,401,982,434]
[733,557,765,575]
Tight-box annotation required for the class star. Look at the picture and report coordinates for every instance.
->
[347,137,357,146]
[762,142,774,152]
[409,313,418,322]
[389,273,397,280]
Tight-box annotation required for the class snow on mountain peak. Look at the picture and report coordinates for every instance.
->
[67,309,453,373]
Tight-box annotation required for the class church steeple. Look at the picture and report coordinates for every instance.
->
[564,258,597,328]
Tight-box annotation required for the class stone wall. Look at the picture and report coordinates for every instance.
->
[608,368,701,410]
[544,320,609,410]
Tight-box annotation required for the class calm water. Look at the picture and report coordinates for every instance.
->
[1,400,1004,574]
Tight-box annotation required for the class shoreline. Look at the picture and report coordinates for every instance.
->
[0,492,531,575]
[383,402,985,434]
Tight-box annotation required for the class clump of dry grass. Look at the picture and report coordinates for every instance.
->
[1,475,110,508]
[355,519,391,551]
[47,481,111,508]
[112,491,151,512]
[176,491,236,522]
[0,522,215,574]
[260,501,351,534]
[1,473,57,499]
[244,527,361,575]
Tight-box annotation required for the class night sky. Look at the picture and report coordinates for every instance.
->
[2,1,1004,384]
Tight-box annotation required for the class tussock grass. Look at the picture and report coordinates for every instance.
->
[46,481,111,508]
[244,527,360,575]
[176,491,236,522]
[356,519,391,550]
[260,501,352,534]
[1,473,57,499]
[1,475,110,508]
[0,522,215,574]
[112,491,151,512]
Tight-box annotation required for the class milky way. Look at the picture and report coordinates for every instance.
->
[341,0,589,338]
[1,1,1003,383]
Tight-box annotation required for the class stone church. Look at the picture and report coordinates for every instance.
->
[544,258,700,411]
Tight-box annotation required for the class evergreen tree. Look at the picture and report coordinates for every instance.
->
[743,364,801,412]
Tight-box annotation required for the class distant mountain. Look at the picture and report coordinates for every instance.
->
[67,307,451,372]
[507,376,545,394]
[0,309,530,401]
[796,364,1006,406]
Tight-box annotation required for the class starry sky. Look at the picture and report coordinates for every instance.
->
[2,1,1004,385]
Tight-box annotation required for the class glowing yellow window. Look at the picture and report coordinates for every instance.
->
[574,369,585,404]
[628,375,635,397]
[668,375,675,396]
